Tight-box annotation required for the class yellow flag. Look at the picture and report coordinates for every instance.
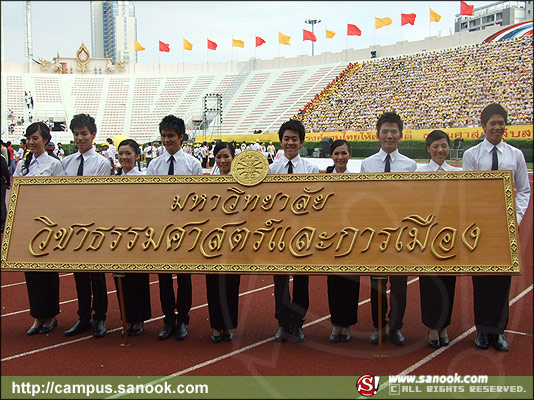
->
[375,17,393,29]
[134,40,145,51]
[232,38,245,48]
[183,38,193,51]
[278,32,291,45]
[326,30,336,39]
[430,8,442,22]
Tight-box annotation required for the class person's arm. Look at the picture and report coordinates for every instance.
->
[461,148,477,171]
[513,154,531,225]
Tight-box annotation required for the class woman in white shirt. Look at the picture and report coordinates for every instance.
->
[417,130,461,348]
[14,122,64,335]
[206,142,241,342]
[325,140,360,343]
[113,139,150,336]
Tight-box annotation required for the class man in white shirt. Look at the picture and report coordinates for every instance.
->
[147,115,202,341]
[143,142,155,167]
[360,111,417,346]
[62,114,111,338]
[269,120,319,343]
[463,103,531,352]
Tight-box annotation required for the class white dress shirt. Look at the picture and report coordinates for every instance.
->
[417,160,462,172]
[463,138,530,225]
[62,148,111,176]
[269,154,319,174]
[14,152,64,177]
[360,148,417,173]
[146,148,202,176]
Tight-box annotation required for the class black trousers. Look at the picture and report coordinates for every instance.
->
[158,273,192,325]
[1,184,6,233]
[327,275,360,327]
[370,276,407,330]
[419,276,456,330]
[206,274,241,330]
[73,272,108,321]
[114,274,151,324]
[25,272,60,319]
[273,275,309,329]
[472,275,511,334]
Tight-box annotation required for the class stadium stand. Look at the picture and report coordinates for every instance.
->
[2,31,531,144]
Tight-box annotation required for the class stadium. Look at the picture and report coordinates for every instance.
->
[1,0,533,394]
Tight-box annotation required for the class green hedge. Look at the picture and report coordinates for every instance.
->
[302,139,533,162]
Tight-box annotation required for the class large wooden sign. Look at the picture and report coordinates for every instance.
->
[1,157,520,275]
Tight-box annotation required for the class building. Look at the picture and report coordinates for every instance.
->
[91,1,137,64]
[455,0,533,32]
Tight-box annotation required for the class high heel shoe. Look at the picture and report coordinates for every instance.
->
[339,327,351,342]
[329,326,341,343]
[428,329,440,349]
[39,318,57,334]
[27,322,43,336]
[439,329,450,346]
[211,329,223,343]
[129,322,144,336]
[222,330,234,342]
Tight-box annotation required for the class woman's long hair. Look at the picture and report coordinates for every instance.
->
[21,122,51,176]
[325,139,351,173]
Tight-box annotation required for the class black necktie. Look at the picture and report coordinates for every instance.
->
[287,160,293,174]
[77,155,84,176]
[168,156,174,175]
[384,154,391,172]
[491,146,498,170]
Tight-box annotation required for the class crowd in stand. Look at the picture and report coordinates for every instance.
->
[296,37,532,132]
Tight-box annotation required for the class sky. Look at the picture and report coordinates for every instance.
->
[1,1,496,65]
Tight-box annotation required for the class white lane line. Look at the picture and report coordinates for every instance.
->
[1,273,74,289]
[368,284,534,398]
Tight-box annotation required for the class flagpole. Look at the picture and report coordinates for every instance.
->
[429,7,431,42]
[182,43,185,74]
[231,36,234,72]
[400,11,403,47]
[206,38,209,73]
[345,21,348,62]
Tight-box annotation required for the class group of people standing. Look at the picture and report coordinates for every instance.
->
[4,102,530,353]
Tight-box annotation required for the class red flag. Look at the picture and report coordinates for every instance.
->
[303,29,317,42]
[256,36,266,47]
[401,13,416,26]
[347,24,361,36]
[460,1,474,16]
[207,39,217,50]
[159,40,170,52]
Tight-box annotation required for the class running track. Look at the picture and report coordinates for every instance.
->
[1,178,532,378]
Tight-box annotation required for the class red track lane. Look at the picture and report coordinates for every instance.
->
[1,182,533,378]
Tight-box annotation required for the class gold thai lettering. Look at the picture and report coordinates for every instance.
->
[222,187,245,215]
[461,223,480,251]
[229,228,251,251]
[210,194,221,210]
[335,227,359,257]
[359,227,375,253]
[268,226,290,252]
[171,193,193,211]
[87,227,114,251]
[402,214,438,251]
[288,227,316,257]
[29,216,58,257]
[243,194,260,210]
[200,221,247,258]
[166,220,208,251]
[261,192,289,211]
[315,231,337,250]
[431,227,457,259]
[126,227,148,250]
[253,219,282,251]
[378,228,399,252]
[110,227,131,250]
[142,223,173,250]
[190,194,207,211]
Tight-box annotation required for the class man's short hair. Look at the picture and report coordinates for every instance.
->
[481,103,508,125]
[376,112,403,138]
[278,119,306,142]
[159,115,185,137]
[70,113,97,134]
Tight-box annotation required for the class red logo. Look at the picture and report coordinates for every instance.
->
[356,375,380,397]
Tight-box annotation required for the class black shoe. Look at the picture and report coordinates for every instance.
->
[490,334,509,352]
[27,323,43,336]
[39,318,57,334]
[222,330,234,342]
[93,320,107,338]
[369,328,386,344]
[211,334,223,343]
[329,334,340,343]
[64,319,93,336]
[292,326,305,343]
[274,327,292,342]
[390,329,405,345]
[129,322,144,337]
[474,331,489,349]
[439,336,450,347]
[428,338,440,349]
[340,333,351,342]
[158,322,176,340]
[175,322,189,340]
